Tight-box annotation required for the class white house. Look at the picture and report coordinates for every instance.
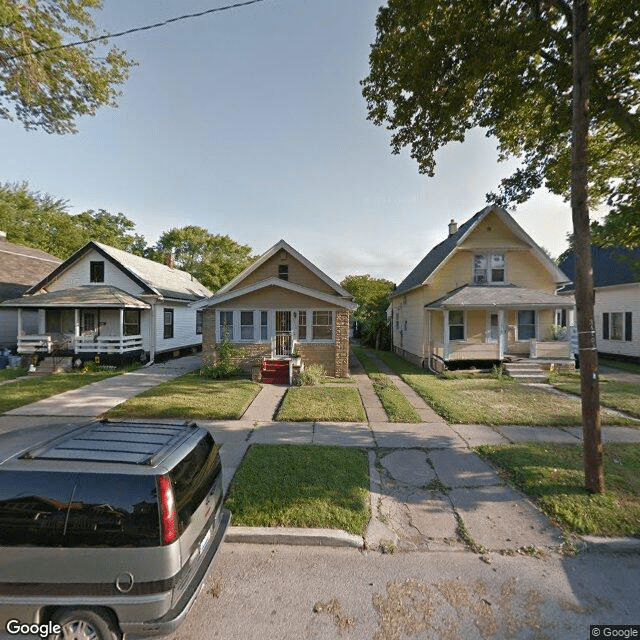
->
[559,246,640,362]
[0,241,212,364]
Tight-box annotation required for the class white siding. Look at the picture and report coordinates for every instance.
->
[0,309,38,349]
[154,302,202,354]
[594,284,640,358]
[48,250,146,295]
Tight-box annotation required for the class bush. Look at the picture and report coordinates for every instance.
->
[200,336,242,379]
[293,363,326,386]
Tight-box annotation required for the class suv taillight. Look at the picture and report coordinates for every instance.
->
[158,475,178,544]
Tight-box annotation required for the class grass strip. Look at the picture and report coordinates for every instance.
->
[375,349,637,426]
[352,346,421,423]
[106,373,260,419]
[277,386,366,422]
[552,376,640,419]
[476,443,640,537]
[0,367,27,382]
[225,444,370,534]
[600,358,640,374]
[0,368,132,414]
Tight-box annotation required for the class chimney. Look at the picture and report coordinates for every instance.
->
[448,219,458,236]
[164,251,175,269]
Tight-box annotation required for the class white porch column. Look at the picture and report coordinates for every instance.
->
[119,308,124,353]
[443,309,450,360]
[74,309,80,337]
[498,309,505,359]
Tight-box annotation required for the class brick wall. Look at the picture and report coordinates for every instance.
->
[334,309,350,377]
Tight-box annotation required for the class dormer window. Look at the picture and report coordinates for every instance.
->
[278,265,289,281]
[90,261,105,283]
[473,253,505,284]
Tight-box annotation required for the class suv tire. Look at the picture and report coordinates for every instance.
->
[50,607,120,640]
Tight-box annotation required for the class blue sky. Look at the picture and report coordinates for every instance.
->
[1,0,580,284]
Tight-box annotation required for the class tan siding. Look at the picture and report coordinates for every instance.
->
[217,287,344,309]
[231,251,337,296]
[458,210,529,250]
[506,250,557,292]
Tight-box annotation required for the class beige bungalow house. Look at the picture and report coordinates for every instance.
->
[390,205,575,370]
[197,240,357,381]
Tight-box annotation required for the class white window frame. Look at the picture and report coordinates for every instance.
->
[448,310,465,342]
[240,310,254,341]
[486,311,500,343]
[473,252,506,284]
[218,310,234,341]
[260,310,269,342]
[516,310,537,342]
[298,310,307,341]
[311,309,334,342]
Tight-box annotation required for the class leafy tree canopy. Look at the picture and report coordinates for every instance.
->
[362,0,640,246]
[0,0,135,134]
[341,274,395,349]
[0,181,146,257]
[149,225,256,293]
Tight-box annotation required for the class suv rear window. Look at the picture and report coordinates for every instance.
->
[0,471,159,547]
[170,433,221,533]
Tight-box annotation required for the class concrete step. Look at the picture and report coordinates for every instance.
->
[35,357,73,374]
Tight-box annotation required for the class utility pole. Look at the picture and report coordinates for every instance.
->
[571,0,605,493]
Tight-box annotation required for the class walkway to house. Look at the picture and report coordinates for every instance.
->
[5,354,202,417]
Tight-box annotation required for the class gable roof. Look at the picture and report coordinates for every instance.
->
[216,239,353,299]
[392,205,569,297]
[29,241,212,301]
[194,277,358,310]
[558,246,640,291]
[0,234,62,301]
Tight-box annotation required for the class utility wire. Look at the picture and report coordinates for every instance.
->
[3,0,267,61]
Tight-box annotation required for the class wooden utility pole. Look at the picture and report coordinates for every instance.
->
[571,0,605,493]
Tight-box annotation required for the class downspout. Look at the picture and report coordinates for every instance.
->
[145,301,156,366]
[425,308,439,374]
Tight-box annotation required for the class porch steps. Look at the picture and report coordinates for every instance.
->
[503,360,548,383]
[261,359,290,385]
[34,357,74,374]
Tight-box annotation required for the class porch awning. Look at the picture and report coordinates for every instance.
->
[425,284,575,310]
[0,285,150,309]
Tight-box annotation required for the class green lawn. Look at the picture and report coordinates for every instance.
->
[600,358,640,374]
[0,368,133,414]
[375,350,638,426]
[553,375,640,419]
[352,346,421,423]
[276,387,366,422]
[476,443,640,537]
[224,444,370,534]
[106,373,260,419]
[0,367,27,382]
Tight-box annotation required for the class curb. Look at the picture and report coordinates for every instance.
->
[578,536,640,554]
[225,525,364,548]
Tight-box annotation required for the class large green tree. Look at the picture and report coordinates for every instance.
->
[0,182,146,258]
[341,274,395,350]
[149,226,255,292]
[361,0,640,245]
[0,0,134,134]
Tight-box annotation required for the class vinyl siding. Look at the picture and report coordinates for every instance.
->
[594,284,640,358]
[154,303,202,353]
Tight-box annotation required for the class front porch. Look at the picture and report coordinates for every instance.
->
[17,333,144,356]
[432,337,572,362]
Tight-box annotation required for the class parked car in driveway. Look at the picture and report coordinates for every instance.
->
[0,419,230,640]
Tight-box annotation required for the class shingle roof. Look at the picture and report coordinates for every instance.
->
[0,236,61,302]
[0,285,150,308]
[425,284,574,309]
[30,241,212,301]
[558,246,640,291]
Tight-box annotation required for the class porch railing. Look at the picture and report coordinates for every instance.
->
[74,335,143,354]
[16,335,53,354]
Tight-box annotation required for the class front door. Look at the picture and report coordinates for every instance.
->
[275,311,292,356]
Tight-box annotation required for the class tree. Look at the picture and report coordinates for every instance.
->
[0,0,134,134]
[361,0,639,491]
[0,182,146,258]
[341,274,395,350]
[150,226,255,292]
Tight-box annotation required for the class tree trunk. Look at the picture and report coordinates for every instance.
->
[571,0,605,493]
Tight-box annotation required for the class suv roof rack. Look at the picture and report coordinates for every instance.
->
[20,420,199,466]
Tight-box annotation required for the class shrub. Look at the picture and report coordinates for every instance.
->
[200,336,242,379]
[293,363,326,386]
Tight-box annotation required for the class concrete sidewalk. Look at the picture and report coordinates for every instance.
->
[5,354,202,417]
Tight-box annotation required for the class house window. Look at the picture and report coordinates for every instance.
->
[602,312,609,340]
[219,311,233,341]
[195,310,203,335]
[90,261,105,283]
[298,310,307,340]
[312,311,333,340]
[278,265,288,281]
[46,309,75,334]
[123,309,141,336]
[260,311,268,340]
[163,309,174,339]
[625,312,632,342]
[489,313,499,342]
[240,311,254,340]
[448,310,464,341]
[517,310,536,341]
[473,253,505,284]
[611,312,624,341]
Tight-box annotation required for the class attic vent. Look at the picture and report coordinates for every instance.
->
[280,250,288,260]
